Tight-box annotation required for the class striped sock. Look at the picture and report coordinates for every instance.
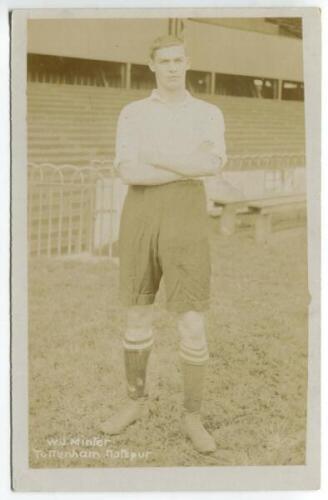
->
[123,328,154,351]
[179,341,209,365]
[123,328,153,400]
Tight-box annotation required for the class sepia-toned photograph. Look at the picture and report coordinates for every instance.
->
[10,7,321,492]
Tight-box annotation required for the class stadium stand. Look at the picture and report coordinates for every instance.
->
[27,82,305,169]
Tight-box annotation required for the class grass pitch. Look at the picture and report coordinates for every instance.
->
[29,219,308,467]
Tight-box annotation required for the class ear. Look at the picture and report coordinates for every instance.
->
[148,59,155,73]
[185,56,191,70]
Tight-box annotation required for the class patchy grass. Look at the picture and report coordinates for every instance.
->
[29,220,308,468]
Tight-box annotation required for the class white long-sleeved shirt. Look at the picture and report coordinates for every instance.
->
[114,89,227,175]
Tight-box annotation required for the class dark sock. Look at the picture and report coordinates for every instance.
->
[181,361,206,413]
[124,348,151,400]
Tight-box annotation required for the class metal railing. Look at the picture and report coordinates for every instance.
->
[28,153,305,259]
[227,153,305,170]
[28,161,125,259]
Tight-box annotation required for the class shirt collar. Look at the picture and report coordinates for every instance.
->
[149,88,192,105]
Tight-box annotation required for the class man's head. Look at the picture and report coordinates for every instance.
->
[148,35,190,92]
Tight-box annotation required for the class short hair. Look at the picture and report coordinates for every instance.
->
[149,34,185,60]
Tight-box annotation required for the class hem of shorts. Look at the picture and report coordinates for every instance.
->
[166,299,210,313]
[121,293,155,307]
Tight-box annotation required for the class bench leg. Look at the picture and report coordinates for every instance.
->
[255,213,272,243]
[220,206,236,236]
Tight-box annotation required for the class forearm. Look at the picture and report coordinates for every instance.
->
[118,160,186,185]
[147,150,224,177]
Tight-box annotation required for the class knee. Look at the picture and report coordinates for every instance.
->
[124,306,154,350]
[178,311,208,362]
[178,311,206,342]
[124,326,154,350]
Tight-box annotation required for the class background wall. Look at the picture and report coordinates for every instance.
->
[27,18,303,81]
[27,19,168,65]
[184,19,303,80]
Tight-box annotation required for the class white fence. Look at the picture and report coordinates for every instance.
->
[28,162,126,258]
[28,154,306,259]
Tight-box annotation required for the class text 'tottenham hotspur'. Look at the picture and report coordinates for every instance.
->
[32,436,152,462]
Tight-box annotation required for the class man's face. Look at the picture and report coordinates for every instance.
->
[149,44,190,91]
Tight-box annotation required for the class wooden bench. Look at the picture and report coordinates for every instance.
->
[247,194,306,243]
[212,193,306,241]
[211,198,248,235]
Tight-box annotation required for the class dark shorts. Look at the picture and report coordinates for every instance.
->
[118,180,211,313]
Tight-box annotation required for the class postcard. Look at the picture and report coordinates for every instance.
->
[11,6,321,491]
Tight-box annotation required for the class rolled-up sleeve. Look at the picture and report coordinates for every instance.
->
[114,105,139,171]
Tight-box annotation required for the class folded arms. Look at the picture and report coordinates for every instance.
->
[115,104,227,186]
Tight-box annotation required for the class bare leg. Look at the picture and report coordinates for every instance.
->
[100,305,153,435]
[178,311,216,453]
